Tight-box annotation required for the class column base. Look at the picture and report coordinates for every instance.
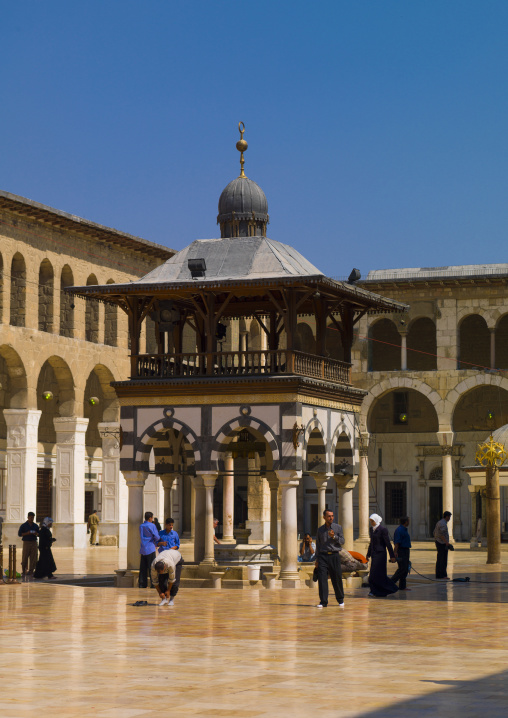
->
[199,558,217,566]
[280,577,300,589]
[220,536,237,544]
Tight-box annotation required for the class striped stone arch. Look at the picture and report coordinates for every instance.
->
[302,418,326,469]
[135,418,201,472]
[210,415,280,470]
[360,377,443,433]
[330,424,356,474]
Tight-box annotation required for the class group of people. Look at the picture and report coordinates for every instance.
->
[17,512,57,580]
[312,508,454,608]
[138,511,184,606]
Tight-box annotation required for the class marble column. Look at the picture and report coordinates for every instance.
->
[222,453,235,543]
[335,474,357,551]
[308,471,331,523]
[98,422,123,545]
[453,460,463,542]
[437,431,454,541]
[358,436,370,541]
[3,410,41,543]
[490,328,496,369]
[198,472,218,565]
[53,416,89,548]
[400,331,408,370]
[267,472,280,562]
[121,471,147,571]
[160,473,176,521]
[191,475,206,563]
[276,470,301,588]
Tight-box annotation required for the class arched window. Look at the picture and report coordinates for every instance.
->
[104,279,117,347]
[458,315,489,370]
[369,319,400,371]
[10,253,26,327]
[407,317,437,370]
[495,315,508,369]
[38,259,54,333]
[60,265,74,338]
[0,252,3,323]
[85,274,99,343]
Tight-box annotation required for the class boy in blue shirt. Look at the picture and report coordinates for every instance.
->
[158,518,180,554]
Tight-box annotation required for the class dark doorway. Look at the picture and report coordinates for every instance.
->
[36,468,53,522]
[84,490,94,522]
[384,481,407,524]
[429,486,443,536]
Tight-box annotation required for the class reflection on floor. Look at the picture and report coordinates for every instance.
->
[1,544,508,717]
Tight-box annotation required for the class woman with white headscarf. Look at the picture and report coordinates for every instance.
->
[366,514,398,597]
[34,518,57,579]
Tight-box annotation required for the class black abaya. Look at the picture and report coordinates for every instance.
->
[367,525,398,597]
[34,526,57,578]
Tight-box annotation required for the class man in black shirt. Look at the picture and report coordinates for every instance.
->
[18,512,40,577]
[315,509,345,608]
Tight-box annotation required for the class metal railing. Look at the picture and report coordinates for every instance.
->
[133,349,351,384]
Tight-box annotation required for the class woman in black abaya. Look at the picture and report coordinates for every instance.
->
[366,513,398,597]
[34,517,57,579]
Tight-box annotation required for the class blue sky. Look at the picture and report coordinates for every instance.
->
[2,1,508,276]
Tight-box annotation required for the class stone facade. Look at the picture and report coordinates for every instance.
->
[350,266,508,540]
[0,191,173,545]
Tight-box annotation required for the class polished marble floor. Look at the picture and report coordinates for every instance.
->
[2,544,508,717]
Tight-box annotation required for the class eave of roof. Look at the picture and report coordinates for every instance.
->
[0,189,174,261]
[67,273,408,314]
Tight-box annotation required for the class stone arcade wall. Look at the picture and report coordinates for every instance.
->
[0,198,172,546]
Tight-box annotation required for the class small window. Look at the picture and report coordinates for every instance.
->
[393,392,409,425]
[385,481,407,524]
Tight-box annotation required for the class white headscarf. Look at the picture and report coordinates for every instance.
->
[370,513,382,530]
[42,517,53,528]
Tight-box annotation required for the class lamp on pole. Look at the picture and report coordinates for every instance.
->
[475,435,506,565]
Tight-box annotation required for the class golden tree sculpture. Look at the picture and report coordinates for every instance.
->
[475,436,507,468]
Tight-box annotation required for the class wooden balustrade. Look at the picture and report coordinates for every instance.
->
[134,349,351,384]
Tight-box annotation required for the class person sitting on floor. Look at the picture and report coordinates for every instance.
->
[298,533,316,562]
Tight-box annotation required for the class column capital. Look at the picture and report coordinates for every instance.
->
[4,409,41,448]
[334,474,357,490]
[275,470,301,487]
[191,475,205,489]
[437,430,454,448]
[122,470,148,488]
[196,471,218,489]
[54,416,89,437]
[160,473,177,489]
[307,471,333,489]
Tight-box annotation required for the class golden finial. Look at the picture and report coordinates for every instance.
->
[475,435,507,467]
[236,121,248,178]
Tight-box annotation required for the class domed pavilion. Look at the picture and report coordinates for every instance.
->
[68,124,407,587]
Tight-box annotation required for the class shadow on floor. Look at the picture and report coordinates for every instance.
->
[355,668,508,717]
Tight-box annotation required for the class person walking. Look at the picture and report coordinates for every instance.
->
[367,514,398,597]
[315,509,345,609]
[18,511,39,578]
[139,512,160,588]
[34,518,57,580]
[391,516,411,591]
[87,509,100,546]
[433,511,452,579]
[151,548,184,607]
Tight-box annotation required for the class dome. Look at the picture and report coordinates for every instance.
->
[491,424,508,449]
[217,176,268,223]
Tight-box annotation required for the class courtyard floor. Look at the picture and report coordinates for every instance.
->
[1,543,508,717]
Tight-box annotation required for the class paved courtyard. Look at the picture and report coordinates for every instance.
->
[2,544,508,717]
